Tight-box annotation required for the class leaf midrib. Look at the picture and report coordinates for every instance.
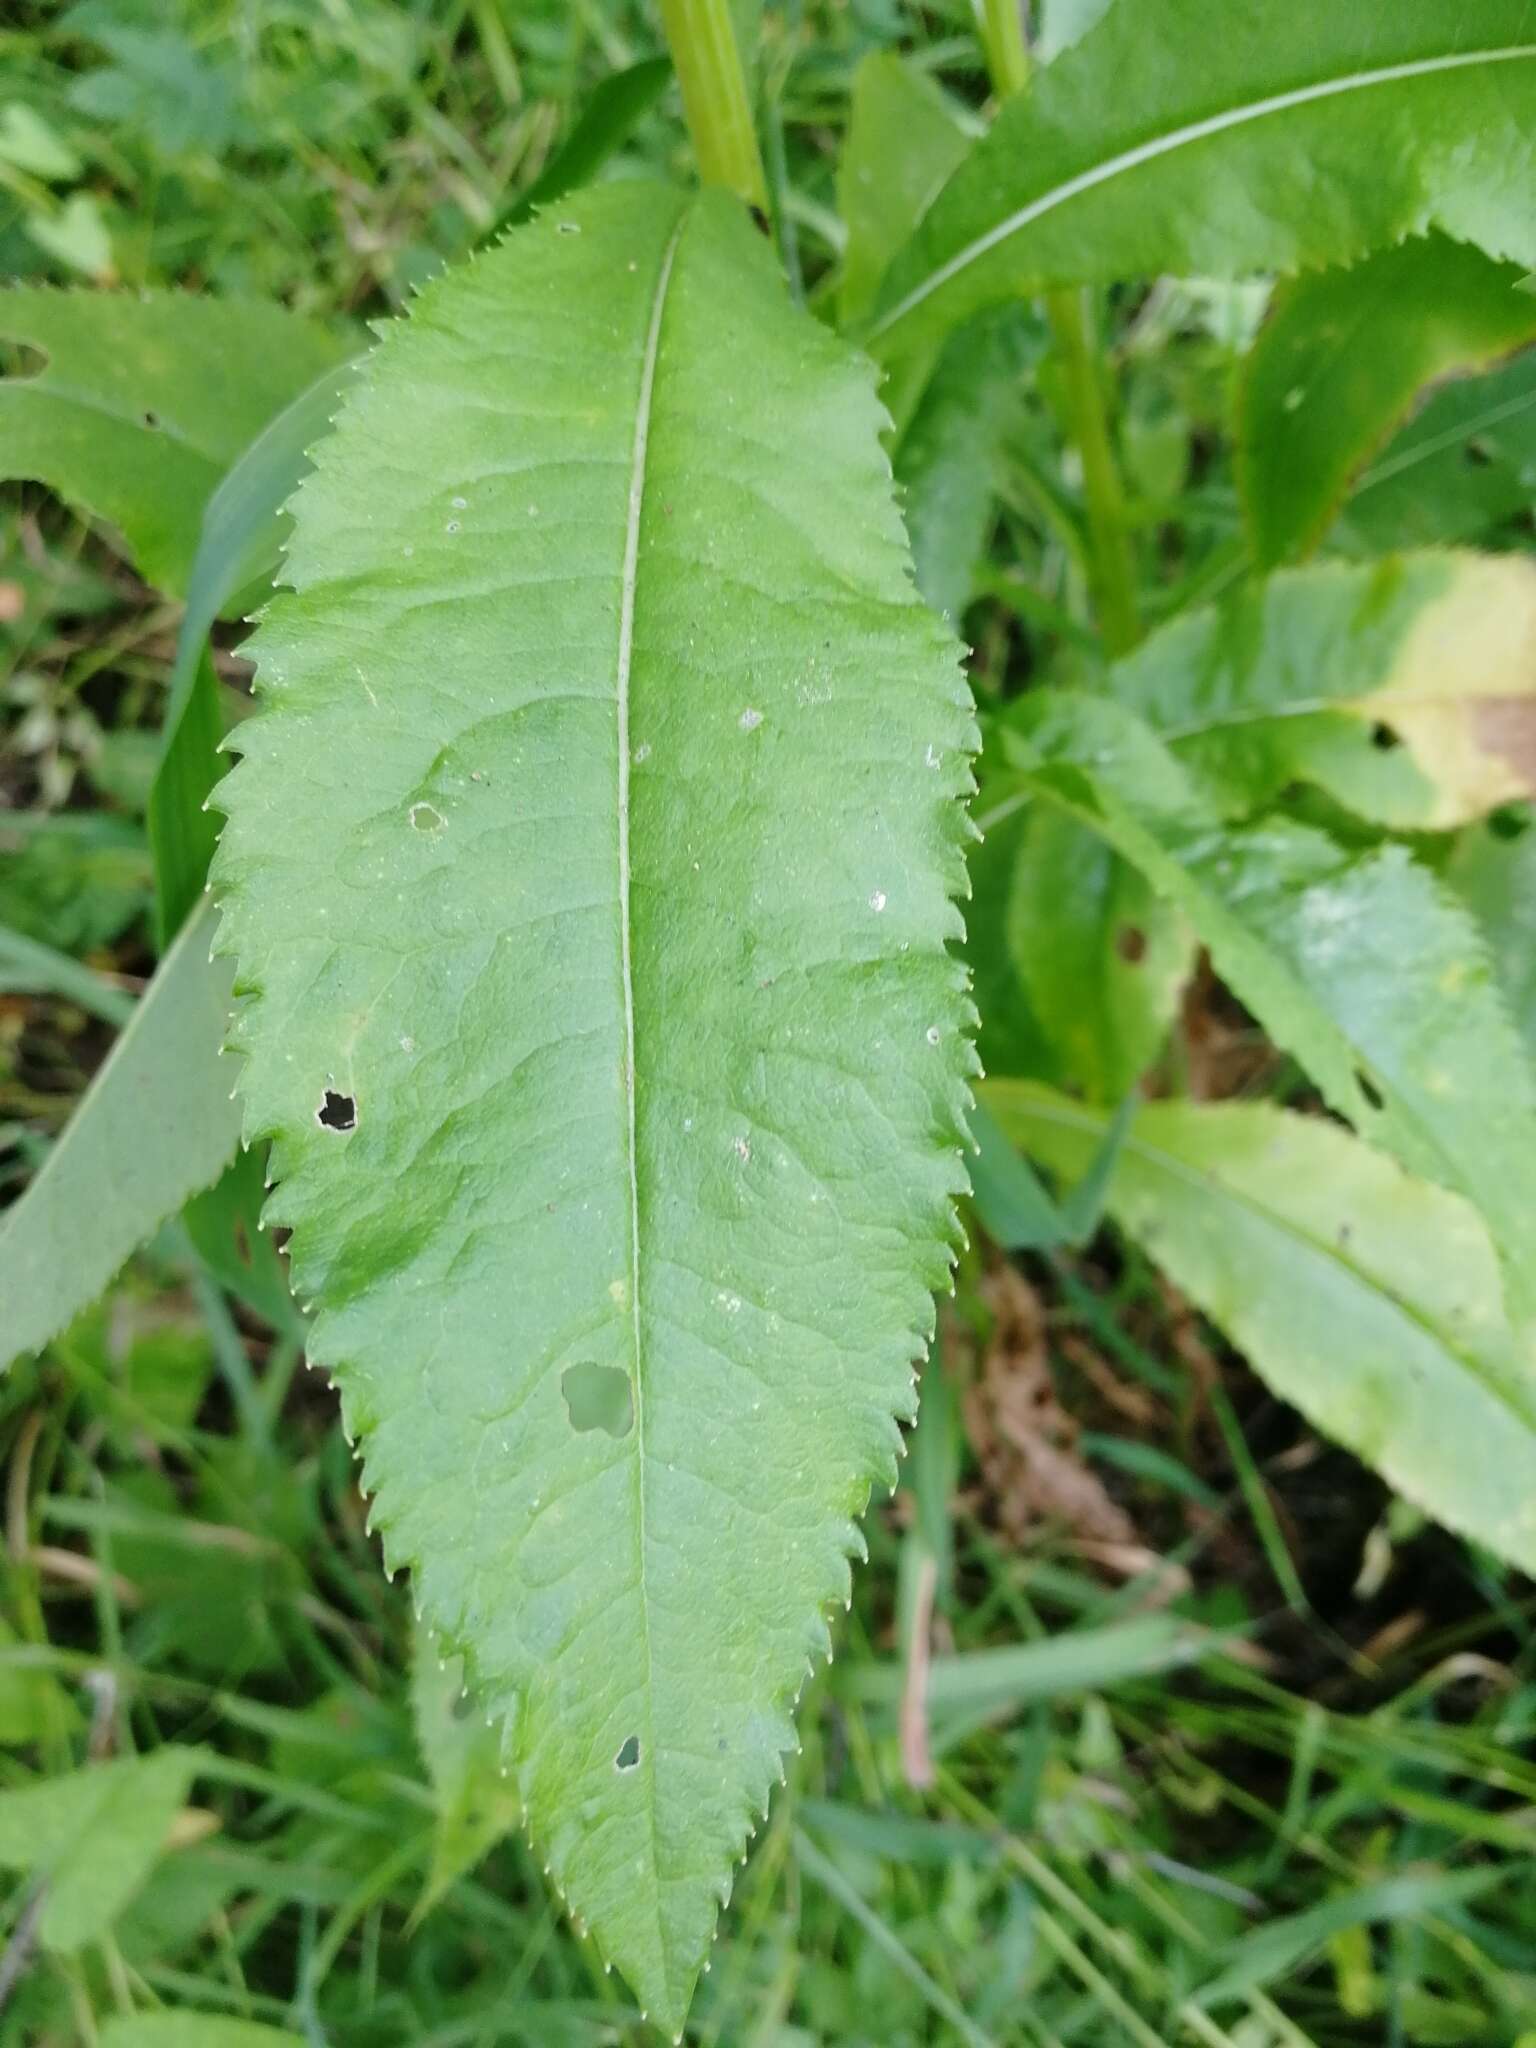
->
[614,203,685,1989]
[869,42,1536,343]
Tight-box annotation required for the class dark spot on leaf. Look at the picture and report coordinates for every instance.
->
[142,409,160,430]
[0,340,47,380]
[1465,438,1494,468]
[451,1691,475,1722]
[748,204,770,237]
[1369,722,1400,752]
[233,1219,252,1268]
[1337,1222,1353,1248]
[615,1734,640,1770]
[1355,1069,1384,1112]
[1489,804,1532,840]
[317,1089,356,1131]
[561,1361,633,1439]
[1116,924,1147,964]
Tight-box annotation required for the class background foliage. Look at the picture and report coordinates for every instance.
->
[3,1,1536,2043]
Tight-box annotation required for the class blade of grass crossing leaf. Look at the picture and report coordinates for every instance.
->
[0,898,241,1373]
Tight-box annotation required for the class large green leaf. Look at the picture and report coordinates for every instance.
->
[866,1,1536,358]
[0,898,241,1373]
[212,182,975,2029]
[0,289,345,593]
[1238,233,1536,566]
[987,1083,1536,1572]
[999,692,1536,1318]
[1108,550,1536,830]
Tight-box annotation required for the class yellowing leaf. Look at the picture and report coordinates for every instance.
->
[1111,551,1536,829]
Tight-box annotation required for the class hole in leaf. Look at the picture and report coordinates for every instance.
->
[561,1361,634,1439]
[1116,924,1147,964]
[1368,722,1400,752]
[317,1089,357,1132]
[0,339,46,380]
[615,1734,640,1770]
[1355,1069,1384,1112]
[409,801,444,832]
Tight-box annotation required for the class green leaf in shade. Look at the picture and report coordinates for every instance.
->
[867,1,1536,359]
[100,2019,306,2048]
[988,1083,1536,1572]
[1000,691,1536,1320]
[0,1747,201,1951]
[0,810,151,955]
[972,797,1192,1100]
[211,183,975,2030]
[411,1624,522,1914]
[0,289,345,593]
[149,360,358,945]
[1109,550,1536,830]
[0,898,241,1374]
[1338,347,1536,551]
[182,1143,296,1332]
[1239,233,1536,565]
[893,308,1038,627]
[1446,809,1536,1064]
[496,57,672,234]
[838,53,971,330]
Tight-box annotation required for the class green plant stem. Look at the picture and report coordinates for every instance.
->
[976,0,1142,653]
[1045,285,1143,654]
[658,0,768,212]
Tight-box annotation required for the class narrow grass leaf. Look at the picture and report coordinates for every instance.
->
[0,898,241,1373]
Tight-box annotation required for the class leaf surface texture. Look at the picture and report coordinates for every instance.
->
[213,183,974,2026]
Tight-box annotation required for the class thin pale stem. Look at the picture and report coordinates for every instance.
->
[659,0,769,213]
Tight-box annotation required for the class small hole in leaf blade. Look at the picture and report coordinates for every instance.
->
[561,1361,634,1439]
[317,1089,356,1131]
[616,1734,640,1770]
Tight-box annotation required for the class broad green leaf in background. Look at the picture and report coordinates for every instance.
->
[1446,811,1536,1065]
[867,1,1536,358]
[100,2018,306,2048]
[412,1626,522,1913]
[838,53,971,330]
[0,809,151,954]
[1109,551,1536,830]
[0,898,240,1374]
[0,1746,201,1950]
[1338,348,1536,552]
[988,1084,1536,1573]
[149,358,358,943]
[1238,233,1536,566]
[1000,692,1536,1318]
[0,288,345,593]
[212,182,975,2028]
